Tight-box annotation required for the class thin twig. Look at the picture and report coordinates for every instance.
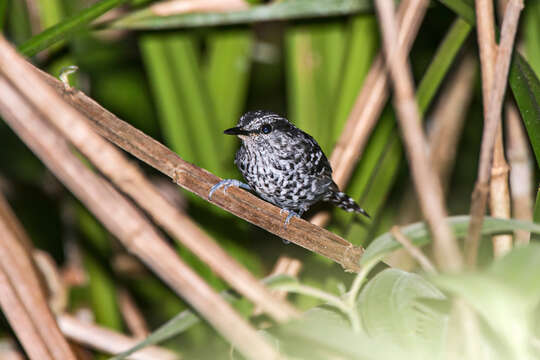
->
[375,0,463,271]
[0,267,52,360]
[506,102,534,244]
[390,226,437,273]
[0,36,298,322]
[33,60,365,273]
[310,0,429,226]
[118,288,150,339]
[0,194,76,359]
[58,314,178,360]
[0,77,279,360]
[476,0,513,259]
[465,0,524,266]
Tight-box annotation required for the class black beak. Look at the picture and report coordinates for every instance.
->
[224,127,249,135]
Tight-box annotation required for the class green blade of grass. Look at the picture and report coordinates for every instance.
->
[509,54,540,168]
[0,0,8,30]
[205,29,253,163]
[361,216,540,265]
[109,0,372,30]
[164,33,222,173]
[437,0,475,25]
[416,17,472,113]
[524,0,540,77]
[332,15,378,141]
[18,0,129,56]
[533,189,540,242]
[139,34,198,163]
[285,25,322,142]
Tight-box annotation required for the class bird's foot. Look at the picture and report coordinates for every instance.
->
[209,179,251,199]
[280,208,304,229]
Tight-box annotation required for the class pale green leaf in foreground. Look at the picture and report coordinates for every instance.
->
[361,216,540,265]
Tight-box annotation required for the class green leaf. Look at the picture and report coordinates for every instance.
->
[357,269,448,357]
[437,0,475,25]
[18,0,130,56]
[509,54,540,168]
[533,188,540,241]
[272,307,404,360]
[430,244,540,359]
[361,216,540,265]
[416,17,472,114]
[109,0,372,30]
[205,29,253,162]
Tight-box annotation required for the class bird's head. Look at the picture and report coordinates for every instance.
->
[224,110,294,143]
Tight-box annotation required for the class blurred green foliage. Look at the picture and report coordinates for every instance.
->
[1,0,539,359]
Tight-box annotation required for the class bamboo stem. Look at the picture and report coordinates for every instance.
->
[466,0,524,266]
[375,0,463,271]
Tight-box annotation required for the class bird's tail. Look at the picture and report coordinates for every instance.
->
[326,191,370,219]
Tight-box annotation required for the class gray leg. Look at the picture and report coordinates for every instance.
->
[282,208,304,228]
[209,179,251,199]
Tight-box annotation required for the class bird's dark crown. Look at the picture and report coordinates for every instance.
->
[237,110,292,132]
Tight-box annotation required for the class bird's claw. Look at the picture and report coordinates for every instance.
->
[281,208,304,229]
[209,179,251,199]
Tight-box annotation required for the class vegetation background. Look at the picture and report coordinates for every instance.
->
[0,0,539,359]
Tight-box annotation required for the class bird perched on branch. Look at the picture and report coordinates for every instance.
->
[209,110,370,226]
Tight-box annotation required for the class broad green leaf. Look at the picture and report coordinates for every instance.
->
[524,0,540,77]
[509,53,540,168]
[357,269,448,357]
[431,245,540,359]
[18,0,130,56]
[272,307,404,360]
[534,189,540,241]
[361,216,540,265]
[110,0,372,30]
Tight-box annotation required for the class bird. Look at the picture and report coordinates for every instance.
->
[209,110,370,226]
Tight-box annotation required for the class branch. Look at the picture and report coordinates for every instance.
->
[32,55,364,273]
[0,76,279,360]
[0,194,76,359]
[0,36,298,322]
[390,226,437,273]
[0,267,53,360]
[375,0,463,271]
[58,314,178,360]
[465,0,524,266]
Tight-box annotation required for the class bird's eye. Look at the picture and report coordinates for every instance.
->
[261,124,272,134]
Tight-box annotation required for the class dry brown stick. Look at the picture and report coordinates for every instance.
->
[375,0,463,271]
[390,226,437,273]
[310,0,429,226]
[0,195,76,359]
[58,314,178,360]
[465,0,523,266]
[0,78,279,360]
[490,131,512,257]
[118,288,150,339]
[0,267,53,360]
[506,102,534,244]
[474,0,513,258]
[33,61,364,273]
[0,36,298,321]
